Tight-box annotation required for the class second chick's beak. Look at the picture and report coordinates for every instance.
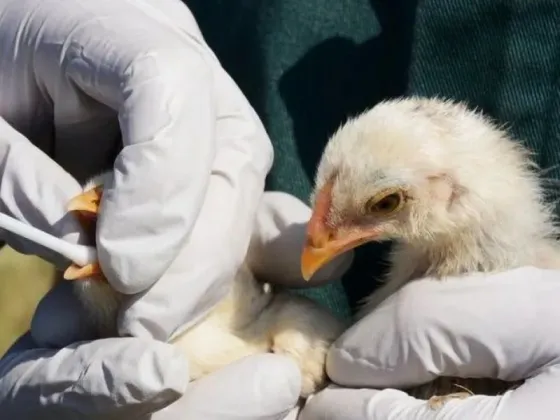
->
[301,182,376,281]
[63,185,105,282]
[67,186,102,218]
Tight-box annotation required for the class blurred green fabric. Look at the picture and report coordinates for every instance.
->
[185,0,560,319]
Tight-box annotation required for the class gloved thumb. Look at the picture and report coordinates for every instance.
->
[247,191,353,288]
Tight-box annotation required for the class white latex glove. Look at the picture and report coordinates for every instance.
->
[299,266,560,419]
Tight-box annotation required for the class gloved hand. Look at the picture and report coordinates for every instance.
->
[299,266,560,419]
[0,0,353,418]
[0,0,274,341]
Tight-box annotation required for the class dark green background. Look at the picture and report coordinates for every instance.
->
[184,0,560,320]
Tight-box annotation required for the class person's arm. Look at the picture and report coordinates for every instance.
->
[301,267,560,419]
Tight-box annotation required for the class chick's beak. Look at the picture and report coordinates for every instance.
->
[301,181,378,281]
[64,262,102,280]
[63,186,105,282]
[67,186,102,218]
[301,226,374,281]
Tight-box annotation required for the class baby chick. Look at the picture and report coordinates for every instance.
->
[300,97,560,406]
[64,171,345,398]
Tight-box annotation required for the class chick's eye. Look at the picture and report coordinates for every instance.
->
[366,192,403,214]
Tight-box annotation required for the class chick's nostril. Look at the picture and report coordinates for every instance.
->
[306,228,334,249]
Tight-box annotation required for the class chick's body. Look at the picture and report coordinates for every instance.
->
[305,97,560,401]
[71,172,344,398]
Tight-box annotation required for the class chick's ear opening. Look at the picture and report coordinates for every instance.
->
[427,173,463,206]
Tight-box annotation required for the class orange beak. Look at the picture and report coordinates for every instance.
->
[301,181,378,281]
[64,261,102,280]
[67,186,102,218]
[63,185,105,282]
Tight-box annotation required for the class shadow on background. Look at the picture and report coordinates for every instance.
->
[278,0,419,309]
[186,0,268,119]
[280,0,418,181]
[0,248,56,357]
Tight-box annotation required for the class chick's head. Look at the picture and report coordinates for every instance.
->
[301,97,542,280]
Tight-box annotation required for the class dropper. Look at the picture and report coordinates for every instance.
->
[0,212,97,267]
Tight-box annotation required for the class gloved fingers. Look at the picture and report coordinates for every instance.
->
[150,354,301,420]
[301,367,560,420]
[327,267,560,389]
[6,0,218,293]
[0,117,87,268]
[0,336,188,419]
[246,191,354,288]
[62,1,218,294]
[0,0,122,183]
[117,71,272,340]
[299,385,505,420]
[93,43,217,296]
